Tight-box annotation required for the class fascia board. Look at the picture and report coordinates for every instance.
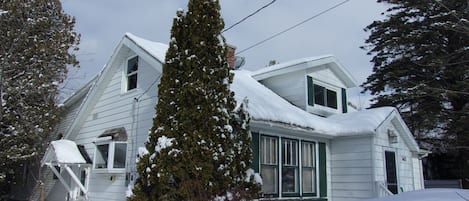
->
[63,38,128,140]
[250,120,334,140]
[123,35,164,73]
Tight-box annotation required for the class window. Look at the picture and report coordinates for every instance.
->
[126,56,138,91]
[260,136,278,195]
[94,141,127,172]
[307,76,340,110]
[314,84,337,109]
[257,135,323,198]
[302,142,316,194]
[282,139,298,194]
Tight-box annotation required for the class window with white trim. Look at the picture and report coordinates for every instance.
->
[260,136,278,195]
[302,141,316,194]
[314,84,337,109]
[94,140,127,171]
[126,56,138,91]
[282,139,299,194]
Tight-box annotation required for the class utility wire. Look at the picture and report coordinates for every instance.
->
[222,0,277,33]
[236,0,350,55]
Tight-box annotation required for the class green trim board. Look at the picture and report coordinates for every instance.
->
[307,76,314,106]
[341,88,347,113]
[250,132,260,173]
[319,142,327,198]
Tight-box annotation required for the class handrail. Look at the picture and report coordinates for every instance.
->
[376,181,394,197]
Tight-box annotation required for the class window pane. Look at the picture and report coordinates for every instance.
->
[127,56,138,74]
[261,165,278,194]
[302,168,315,193]
[95,144,109,169]
[261,136,277,165]
[326,89,337,109]
[302,142,315,167]
[314,84,325,106]
[282,139,298,194]
[127,74,137,90]
[113,143,127,168]
[282,167,298,193]
[266,138,271,164]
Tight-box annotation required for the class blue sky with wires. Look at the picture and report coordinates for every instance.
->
[62,0,388,108]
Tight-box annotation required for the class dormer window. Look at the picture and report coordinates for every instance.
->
[313,84,337,109]
[126,56,138,91]
[307,76,347,115]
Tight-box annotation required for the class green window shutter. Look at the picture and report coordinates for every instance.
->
[307,76,314,106]
[250,132,260,173]
[319,142,327,197]
[342,88,347,113]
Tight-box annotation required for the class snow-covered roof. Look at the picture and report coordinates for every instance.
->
[232,70,338,133]
[61,33,417,149]
[251,55,358,88]
[231,70,395,136]
[328,106,396,135]
[50,140,88,164]
[125,33,167,63]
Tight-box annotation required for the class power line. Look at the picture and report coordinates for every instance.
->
[236,0,350,55]
[222,0,277,33]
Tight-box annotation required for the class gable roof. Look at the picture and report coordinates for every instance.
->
[62,33,167,140]
[329,106,420,152]
[251,55,358,88]
[60,33,419,152]
[42,140,92,165]
[232,70,418,152]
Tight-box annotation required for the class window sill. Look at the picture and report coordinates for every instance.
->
[121,88,140,96]
[93,168,126,174]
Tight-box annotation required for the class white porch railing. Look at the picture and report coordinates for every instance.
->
[376,181,394,197]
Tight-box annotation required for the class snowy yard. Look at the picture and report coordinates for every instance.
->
[363,189,469,201]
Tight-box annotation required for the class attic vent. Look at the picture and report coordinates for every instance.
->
[98,127,128,141]
[388,129,398,144]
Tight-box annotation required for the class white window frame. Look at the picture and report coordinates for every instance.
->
[93,139,127,173]
[259,133,321,199]
[122,55,139,93]
[281,138,299,195]
[260,135,279,196]
[313,82,338,109]
[300,141,317,196]
[306,77,342,114]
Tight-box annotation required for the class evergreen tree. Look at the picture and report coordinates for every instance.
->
[362,0,469,179]
[129,0,260,200]
[0,0,79,196]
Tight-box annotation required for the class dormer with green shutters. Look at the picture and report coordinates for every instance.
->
[251,55,357,117]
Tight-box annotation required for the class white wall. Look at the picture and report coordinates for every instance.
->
[66,48,161,201]
[330,136,374,201]
[259,69,307,110]
[374,121,421,194]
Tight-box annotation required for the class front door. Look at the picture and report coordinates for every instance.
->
[385,151,398,194]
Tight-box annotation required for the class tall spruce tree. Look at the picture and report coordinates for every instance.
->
[362,0,469,179]
[129,0,260,200]
[0,0,79,196]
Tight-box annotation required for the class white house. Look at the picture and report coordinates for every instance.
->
[35,33,426,201]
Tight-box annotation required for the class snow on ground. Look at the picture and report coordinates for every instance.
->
[363,189,469,201]
[51,139,87,164]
